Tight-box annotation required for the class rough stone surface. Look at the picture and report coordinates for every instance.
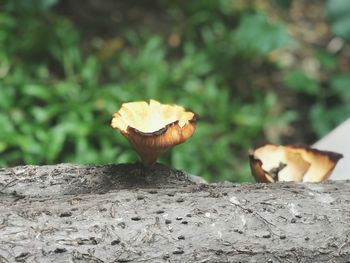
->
[1,163,350,262]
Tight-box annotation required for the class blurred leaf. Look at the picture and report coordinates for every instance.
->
[310,103,350,137]
[284,71,320,95]
[45,124,71,163]
[272,0,292,9]
[0,86,15,110]
[316,51,337,71]
[330,74,350,103]
[327,0,350,40]
[5,0,58,12]
[81,56,100,86]
[22,84,52,100]
[234,13,290,55]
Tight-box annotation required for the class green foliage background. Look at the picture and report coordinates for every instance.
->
[1,0,349,182]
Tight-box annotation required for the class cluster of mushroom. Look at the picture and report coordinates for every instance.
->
[111,99,343,183]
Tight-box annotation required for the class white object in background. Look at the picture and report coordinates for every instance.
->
[313,118,350,180]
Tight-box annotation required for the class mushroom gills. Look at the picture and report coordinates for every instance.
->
[264,162,287,182]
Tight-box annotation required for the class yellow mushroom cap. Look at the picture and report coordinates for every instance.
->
[111,99,197,165]
[249,144,343,183]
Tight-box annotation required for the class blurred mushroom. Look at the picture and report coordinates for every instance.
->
[111,99,197,166]
[249,144,343,183]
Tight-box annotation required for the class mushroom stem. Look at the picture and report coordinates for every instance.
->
[130,141,165,166]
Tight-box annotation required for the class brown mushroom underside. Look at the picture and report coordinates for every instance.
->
[125,120,196,165]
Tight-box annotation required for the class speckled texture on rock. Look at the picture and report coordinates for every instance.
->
[0,163,350,262]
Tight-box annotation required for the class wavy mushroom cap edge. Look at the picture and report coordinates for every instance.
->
[111,100,197,165]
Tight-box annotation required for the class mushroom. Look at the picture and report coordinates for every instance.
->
[249,144,343,183]
[111,99,197,166]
